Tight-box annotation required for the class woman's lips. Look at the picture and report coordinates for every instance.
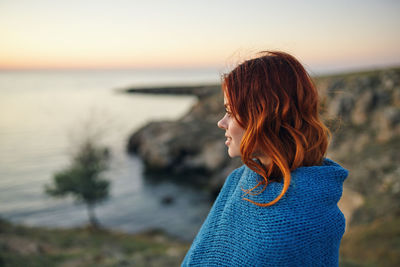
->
[225,136,232,146]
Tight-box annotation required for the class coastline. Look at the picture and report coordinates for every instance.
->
[118,84,220,97]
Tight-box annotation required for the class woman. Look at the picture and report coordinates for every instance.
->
[182,51,348,266]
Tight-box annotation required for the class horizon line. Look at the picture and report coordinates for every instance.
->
[1,63,400,77]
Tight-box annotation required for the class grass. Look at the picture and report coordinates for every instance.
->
[0,218,190,267]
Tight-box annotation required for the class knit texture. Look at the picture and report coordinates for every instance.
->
[182,158,348,267]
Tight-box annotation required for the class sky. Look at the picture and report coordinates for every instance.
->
[1,0,399,73]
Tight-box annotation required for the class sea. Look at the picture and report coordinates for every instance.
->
[0,68,221,241]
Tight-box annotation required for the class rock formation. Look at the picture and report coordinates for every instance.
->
[127,87,241,194]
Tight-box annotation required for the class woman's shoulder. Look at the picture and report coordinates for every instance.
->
[290,158,348,202]
[239,158,348,207]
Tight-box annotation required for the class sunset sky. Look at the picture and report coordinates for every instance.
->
[1,0,399,73]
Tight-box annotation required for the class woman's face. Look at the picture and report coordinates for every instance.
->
[217,95,245,158]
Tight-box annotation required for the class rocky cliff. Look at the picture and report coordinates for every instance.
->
[315,68,400,226]
[127,86,242,193]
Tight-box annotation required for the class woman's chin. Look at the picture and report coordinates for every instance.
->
[227,148,240,158]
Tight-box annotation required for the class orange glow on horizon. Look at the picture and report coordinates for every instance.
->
[0,52,226,70]
[0,60,223,71]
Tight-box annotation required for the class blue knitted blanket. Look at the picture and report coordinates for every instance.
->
[182,158,348,266]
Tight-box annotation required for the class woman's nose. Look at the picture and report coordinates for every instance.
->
[217,116,226,129]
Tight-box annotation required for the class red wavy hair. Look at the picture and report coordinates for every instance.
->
[222,51,330,206]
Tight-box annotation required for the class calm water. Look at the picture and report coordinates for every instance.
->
[0,68,220,241]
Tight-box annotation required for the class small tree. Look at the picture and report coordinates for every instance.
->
[45,138,111,228]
